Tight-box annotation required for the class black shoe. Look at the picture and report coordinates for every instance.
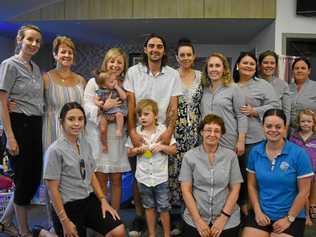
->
[129,217,145,237]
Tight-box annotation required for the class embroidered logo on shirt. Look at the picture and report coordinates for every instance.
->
[280,161,290,171]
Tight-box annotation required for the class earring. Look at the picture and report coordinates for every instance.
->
[236,65,239,71]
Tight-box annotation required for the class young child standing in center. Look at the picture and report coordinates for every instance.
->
[289,109,316,225]
[126,99,176,237]
[94,70,127,152]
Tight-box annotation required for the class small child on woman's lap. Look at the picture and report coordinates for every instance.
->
[94,70,127,152]
[289,108,316,225]
[126,99,176,237]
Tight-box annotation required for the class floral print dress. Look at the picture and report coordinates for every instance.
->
[169,70,203,209]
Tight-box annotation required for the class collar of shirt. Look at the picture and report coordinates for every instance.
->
[139,63,166,77]
[252,139,291,160]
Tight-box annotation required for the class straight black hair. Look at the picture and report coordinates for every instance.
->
[262,109,287,126]
[59,102,87,127]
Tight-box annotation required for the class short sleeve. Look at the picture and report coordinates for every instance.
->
[0,60,17,93]
[171,71,183,97]
[169,135,176,145]
[246,149,256,173]
[179,152,193,182]
[43,146,62,181]
[230,154,243,184]
[296,149,314,179]
[123,68,135,93]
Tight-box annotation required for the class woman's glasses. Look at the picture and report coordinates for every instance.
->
[79,159,86,180]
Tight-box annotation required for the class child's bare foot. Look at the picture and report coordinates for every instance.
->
[101,143,108,153]
[116,129,123,137]
[306,216,313,226]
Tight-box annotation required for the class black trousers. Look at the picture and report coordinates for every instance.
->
[9,112,42,205]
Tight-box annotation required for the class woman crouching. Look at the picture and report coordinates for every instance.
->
[44,102,125,237]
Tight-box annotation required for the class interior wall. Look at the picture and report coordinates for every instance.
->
[248,22,275,55]
[0,36,14,62]
[275,0,316,54]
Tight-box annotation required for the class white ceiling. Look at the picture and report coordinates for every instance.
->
[0,1,274,45]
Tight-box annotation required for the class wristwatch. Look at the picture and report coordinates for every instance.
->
[287,215,295,223]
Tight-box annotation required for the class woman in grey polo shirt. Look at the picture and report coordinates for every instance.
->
[289,57,316,134]
[200,52,247,155]
[180,114,243,237]
[44,102,125,237]
[258,50,291,125]
[233,51,279,215]
[0,25,44,237]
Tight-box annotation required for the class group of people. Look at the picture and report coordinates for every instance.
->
[0,24,315,237]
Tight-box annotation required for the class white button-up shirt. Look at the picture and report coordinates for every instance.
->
[123,63,183,123]
[126,123,176,187]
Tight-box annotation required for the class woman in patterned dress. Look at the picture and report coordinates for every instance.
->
[168,38,203,235]
[42,36,85,151]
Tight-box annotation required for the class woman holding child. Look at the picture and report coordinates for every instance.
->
[84,48,131,210]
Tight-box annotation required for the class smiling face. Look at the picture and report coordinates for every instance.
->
[177,45,195,69]
[260,55,276,79]
[106,55,125,77]
[54,43,74,67]
[201,122,222,147]
[207,56,224,84]
[144,37,165,63]
[263,115,287,143]
[17,29,41,57]
[238,55,256,80]
[61,108,85,139]
[293,60,311,84]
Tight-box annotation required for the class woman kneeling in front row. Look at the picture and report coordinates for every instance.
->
[243,109,313,237]
[180,114,243,237]
[44,102,125,237]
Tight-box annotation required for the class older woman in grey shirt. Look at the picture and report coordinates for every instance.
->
[200,52,247,156]
[0,25,44,237]
[289,57,316,133]
[233,52,279,215]
[180,114,243,237]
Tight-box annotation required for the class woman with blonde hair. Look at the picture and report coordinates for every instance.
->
[200,52,247,155]
[84,48,130,210]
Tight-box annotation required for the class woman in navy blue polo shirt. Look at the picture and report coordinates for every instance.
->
[243,109,313,237]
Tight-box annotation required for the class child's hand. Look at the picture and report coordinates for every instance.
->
[151,142,164,153]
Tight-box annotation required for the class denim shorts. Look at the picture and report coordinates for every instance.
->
[138,181,170,213]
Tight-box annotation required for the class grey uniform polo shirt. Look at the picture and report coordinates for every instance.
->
[179,145,243,230]
[44,136,96,204]
[200,83,248,150]
[0,55,44,116]
[289,79,316,129]
[237,77,279,144]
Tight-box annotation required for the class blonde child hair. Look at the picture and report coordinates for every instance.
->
[136,99,159,125]
[297,109,316,132]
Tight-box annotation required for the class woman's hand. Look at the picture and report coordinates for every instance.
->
[62,219,79,237]
[8,99,17,112]
[235,139,245,156]
[210,215,227,237]
[272,217,291,234]
[195,218,211,237]
[240,105,257,117]
[100,199,120,220]
[130,130,145,148]
[6,137,19,156]
[254,210,271,226]
[102,92,121,111]
[157,129,172,145]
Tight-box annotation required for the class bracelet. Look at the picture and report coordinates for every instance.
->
[221,210,231,218]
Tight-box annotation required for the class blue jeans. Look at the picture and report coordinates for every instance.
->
[138,181,170,213]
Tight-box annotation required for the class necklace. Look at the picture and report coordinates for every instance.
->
[55,70,72,83]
